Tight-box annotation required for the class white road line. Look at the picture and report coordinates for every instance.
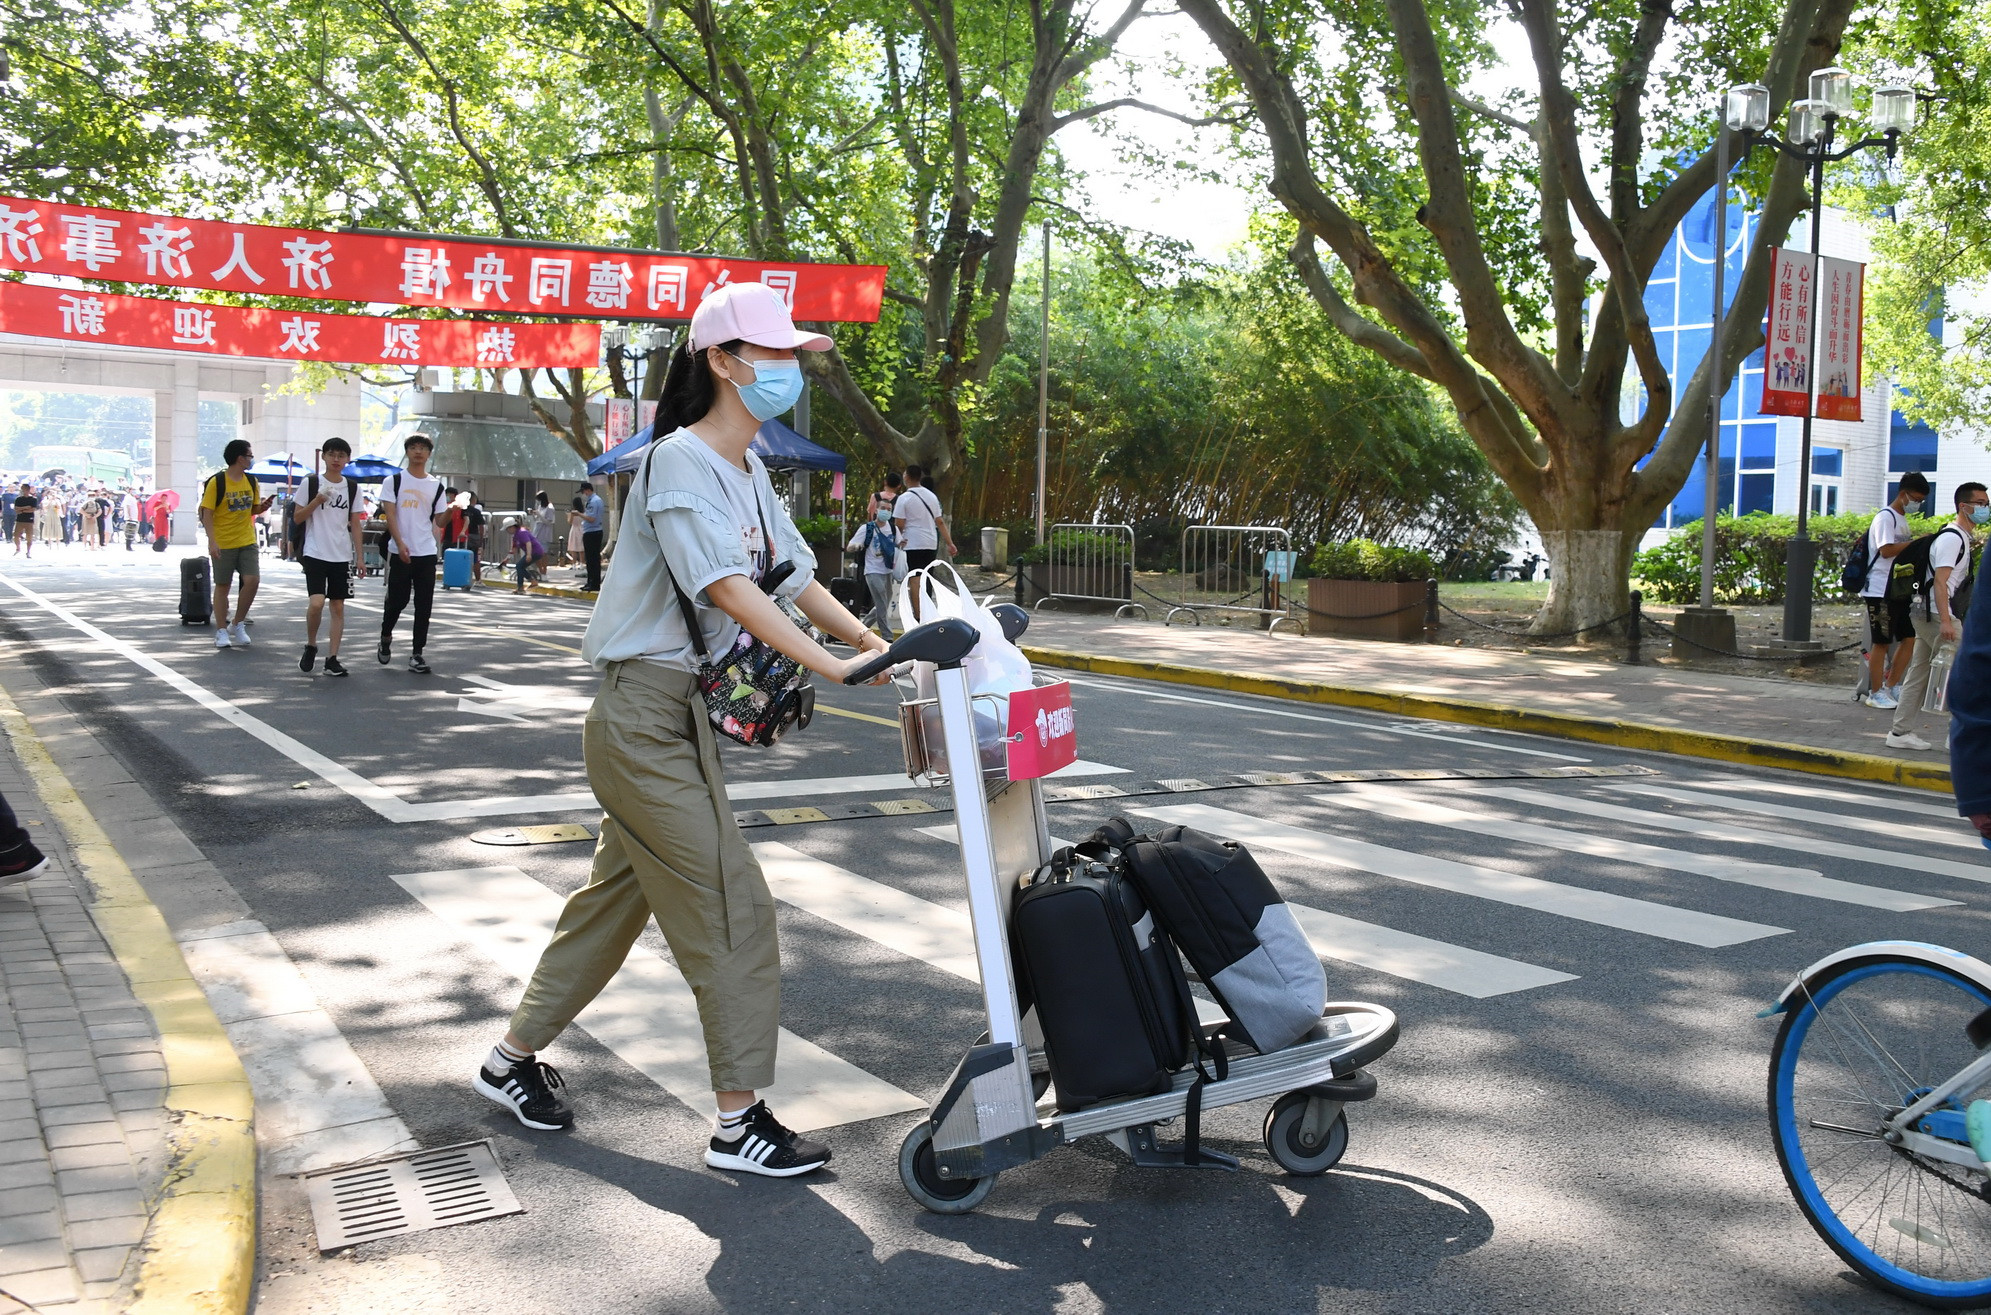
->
[1285,904,1577,998]
[1696,775,1959,819]
[1056,673,1591,762]
[175,920,419,1175]
[1132,802,1788,947]
[1488,786,1991,886]
[1317,786,1955,912]
[0,572,1125,822]
[1607,782,1983,851]
[388,866,922,1133]
[753,842,981,982]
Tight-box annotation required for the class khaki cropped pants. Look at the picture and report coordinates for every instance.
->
[508,660,781,1092]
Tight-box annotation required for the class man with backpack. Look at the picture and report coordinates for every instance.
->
[892,464,954,571]
[1886,482,1988,750]
[377,434,449,675]
[1857,471,1931,710]
[200,440,275,650]
[292,437,366,676]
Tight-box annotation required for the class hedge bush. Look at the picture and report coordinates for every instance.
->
[1015,528,1127,565]
[1632,511,1945,604]
[1308,539,1437,583]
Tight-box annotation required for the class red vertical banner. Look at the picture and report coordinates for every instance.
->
[1761,246,1815,417]
[604,399,634,447]
[1815,255,1865,421]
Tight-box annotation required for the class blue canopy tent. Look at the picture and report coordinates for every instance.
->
[246,454,310,484]
[586,419,846,477]
[345,453,402,483]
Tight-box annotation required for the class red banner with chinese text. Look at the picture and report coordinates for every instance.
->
[1815,255,1864,422]
[0,195,887,323]
[1761,246,1814,418]
[0,280,600,367]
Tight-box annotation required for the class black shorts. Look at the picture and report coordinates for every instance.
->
[1866,594,1914,645]
[301,555,352,601]
[905,548,939,571]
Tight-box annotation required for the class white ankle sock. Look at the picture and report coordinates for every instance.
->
[487,1041,530,1074]
[714,1104,753,1142]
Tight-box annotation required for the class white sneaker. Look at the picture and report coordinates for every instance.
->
[1887,730,1933,751]
[1866,690,1900,709]
[229,622,251,648]
[214,627,231,649]
[1887,683,1904,703]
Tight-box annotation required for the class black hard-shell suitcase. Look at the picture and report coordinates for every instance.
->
[828,574,867,612]
[1010,855,1191,1111]
[179,556,211,626]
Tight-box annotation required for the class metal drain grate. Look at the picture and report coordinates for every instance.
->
[301,1139,522,1251]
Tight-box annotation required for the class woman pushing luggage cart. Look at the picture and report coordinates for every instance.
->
[848,599,1401,1214]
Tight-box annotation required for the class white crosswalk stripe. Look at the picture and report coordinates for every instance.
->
[388,866,922,1133]
[1131,803,1788,947]
[1283,903,1577,998]
[1315,786,1956,912]
[1606,782,1984,851]
[1697,776,1958,820]
[752,842,981,982]
[1486,786,1991,885]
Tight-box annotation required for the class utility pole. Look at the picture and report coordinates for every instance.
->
[1675,105,1740,660]
[1035,221,1050,543]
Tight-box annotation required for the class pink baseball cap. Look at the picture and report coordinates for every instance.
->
[687,281,832,353]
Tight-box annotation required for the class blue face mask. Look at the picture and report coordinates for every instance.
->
[1973,504,1990,525]
[725,354,804,422]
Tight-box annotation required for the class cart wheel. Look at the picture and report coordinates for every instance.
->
[1263,1092,1349,1177]
[898,1122,997,1214]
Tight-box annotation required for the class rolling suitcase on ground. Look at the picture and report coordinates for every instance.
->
[1010,853,1192,1111]
[442,547,474,591]
[178,556,211,626]
[828,575,867,613]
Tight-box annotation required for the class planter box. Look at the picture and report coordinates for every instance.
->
[1307,578,1428,642]
[811,543,848,582]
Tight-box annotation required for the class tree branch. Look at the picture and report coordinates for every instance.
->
[1052,96,1248,130]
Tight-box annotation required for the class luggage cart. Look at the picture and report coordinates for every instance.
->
[843,610,1400,1214]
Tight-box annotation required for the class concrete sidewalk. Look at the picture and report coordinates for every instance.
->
[1014,610,1944,774]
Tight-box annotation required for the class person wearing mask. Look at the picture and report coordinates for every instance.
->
[1949,540,1991,847]
[476,282,887,1179]
[10,483,36,557]
[846,500,902,639]
[1887,482,1987,749]
[200,440,275,649]
[866,470,903,522]
[377,435,450,675]
[294,438,367,677]
[892,463,953,571]
[1860,472,1932,709]
[579,480,607,590]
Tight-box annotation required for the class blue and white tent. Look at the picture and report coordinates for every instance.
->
[586,418,847,477]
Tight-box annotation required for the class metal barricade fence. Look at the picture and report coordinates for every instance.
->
[1169,524,1301,633]
[1034,522,1146,618]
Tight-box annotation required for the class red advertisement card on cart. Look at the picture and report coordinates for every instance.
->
[1006,682,1078,780]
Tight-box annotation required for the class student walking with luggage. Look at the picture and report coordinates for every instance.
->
[1859,472,1931,709]
[377,435,449,675]
[1887,482,1987,749]
[475,282,887,1179]
[201,440,274,650]
[293,438,366,677]
[893,464,954,571]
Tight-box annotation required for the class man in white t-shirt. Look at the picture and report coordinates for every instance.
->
[377,434,450,675]
[891,463,954,571]
[1861,471,1931,710]
[293,438,366,676]
[1889,481,1988,749]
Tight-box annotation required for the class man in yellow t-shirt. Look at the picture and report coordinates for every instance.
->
[199,439,274,650]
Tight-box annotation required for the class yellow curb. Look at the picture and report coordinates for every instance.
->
[474,576,596,601]
[1022,645,1955,795]
[0,683,255,1315]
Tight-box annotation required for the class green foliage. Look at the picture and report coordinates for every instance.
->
[793,514,842,545]
[1015,529,1125,565]
[1632,512,1948,604]
[1307,539,1436,583]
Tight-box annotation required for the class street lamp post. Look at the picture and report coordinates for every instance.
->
[1725,70,1914,646]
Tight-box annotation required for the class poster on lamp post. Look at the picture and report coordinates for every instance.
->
[1814,255,1865,421]
[1761,246,1815,417]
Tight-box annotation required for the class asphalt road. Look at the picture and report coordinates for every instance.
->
[1,546,1977,1315]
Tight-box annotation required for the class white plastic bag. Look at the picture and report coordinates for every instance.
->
[896,564,1034,778]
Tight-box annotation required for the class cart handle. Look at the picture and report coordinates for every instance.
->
[843,618,979,684]
[986,602,1029,644]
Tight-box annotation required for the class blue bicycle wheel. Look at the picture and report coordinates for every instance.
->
[1770,956,1991,1308]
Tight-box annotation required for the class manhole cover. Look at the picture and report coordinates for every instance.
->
[470,823,597,846]
[301,1139,523,1251]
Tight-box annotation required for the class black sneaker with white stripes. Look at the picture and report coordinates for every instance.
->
[704,1102,831,1177]
[473,1058,573,1131]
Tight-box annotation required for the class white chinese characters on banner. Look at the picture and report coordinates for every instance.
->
[638,399,657,434]
[57,294,106,336]
[529,258,572,306]
[475,326,517,363]
[137,223,194,279]
[400,248,451,299]
[382,322,421,360]
[171,306,216,346]
[282,238,335,291]
[277,316,321,354]
[0,203,44,263]
[604,398,634,447]
[1815,255,1865,422]
[1760,246,1814,418]
[648,265,687,311]
[210,232,265,285]
[60,215,121,272]
[468,253,513,303]
[758,270,797,308]
[585,261,633,311]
